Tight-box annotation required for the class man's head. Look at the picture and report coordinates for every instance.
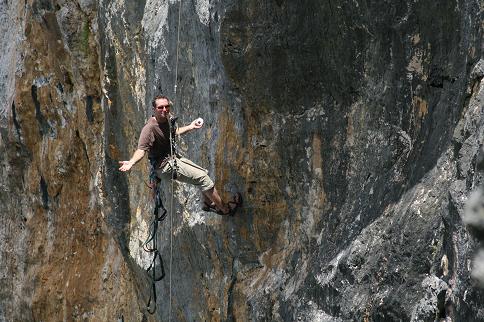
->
[152,95,172,122]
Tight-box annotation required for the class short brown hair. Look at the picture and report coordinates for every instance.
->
[152,95,173,108]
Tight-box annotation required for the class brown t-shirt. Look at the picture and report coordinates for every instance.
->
[137,117,172,166]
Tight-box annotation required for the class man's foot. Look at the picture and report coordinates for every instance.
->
[219,193,243,216]
[201,193,243,216]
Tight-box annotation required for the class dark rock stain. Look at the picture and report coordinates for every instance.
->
[86,95,94,123]
[31,85,51,137]
[11,101,22,139]
[40,176,49,209]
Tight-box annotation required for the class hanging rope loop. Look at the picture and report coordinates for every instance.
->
[144,160,168,314]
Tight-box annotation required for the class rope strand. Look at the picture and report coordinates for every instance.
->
[168,0,183,319]
[146,0,183,317]
[168,119,177,321]
[174,0,183,97]
[169,161,174,322]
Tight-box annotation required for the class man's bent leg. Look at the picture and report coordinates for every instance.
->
[158,157,231,215]
[175,158,214,190]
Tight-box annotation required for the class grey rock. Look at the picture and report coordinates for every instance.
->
[1,0,483,321]
[471,59,484,79]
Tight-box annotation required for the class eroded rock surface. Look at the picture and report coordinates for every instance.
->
[1,0,483,321]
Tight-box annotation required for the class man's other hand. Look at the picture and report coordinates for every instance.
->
[119,161,133,172]
[191,118,204,129]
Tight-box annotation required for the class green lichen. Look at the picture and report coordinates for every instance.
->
[81,20,90,53]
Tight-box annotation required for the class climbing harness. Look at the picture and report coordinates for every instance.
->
[167,117,179,179]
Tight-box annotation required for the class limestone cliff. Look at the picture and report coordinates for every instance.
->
[1,0,483,321]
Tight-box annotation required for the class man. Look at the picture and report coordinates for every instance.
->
[119,95,241,216]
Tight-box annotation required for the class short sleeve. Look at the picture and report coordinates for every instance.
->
[137,124,154,151]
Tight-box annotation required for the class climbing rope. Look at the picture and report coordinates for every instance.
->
[144,0,183,317]
[174,0,183,97]
[168,118,177,322]
[167,0,183,320]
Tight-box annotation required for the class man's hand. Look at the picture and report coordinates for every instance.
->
[176,118,204,135]
[118,149,145,172]
[119,160,133,172]
[191,118,204,129]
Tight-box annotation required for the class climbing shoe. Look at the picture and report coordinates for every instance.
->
[225,192,243,216]
[201,193,243,216]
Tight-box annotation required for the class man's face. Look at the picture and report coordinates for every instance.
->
[153,98,170,122]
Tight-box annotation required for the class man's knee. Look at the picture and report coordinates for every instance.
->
[199,174,214,192]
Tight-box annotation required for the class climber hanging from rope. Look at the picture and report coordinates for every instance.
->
[118,94,242,216]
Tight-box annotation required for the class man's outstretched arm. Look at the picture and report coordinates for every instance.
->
[176,118,203,135]
[119,149,145,172]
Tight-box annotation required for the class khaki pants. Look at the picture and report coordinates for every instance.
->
[155,157,214,192]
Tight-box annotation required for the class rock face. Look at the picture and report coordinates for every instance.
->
[0,0,483,321]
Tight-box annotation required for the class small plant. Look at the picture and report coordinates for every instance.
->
[81,20,90,53]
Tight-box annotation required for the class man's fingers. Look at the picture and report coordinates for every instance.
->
[118,162,130,171]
